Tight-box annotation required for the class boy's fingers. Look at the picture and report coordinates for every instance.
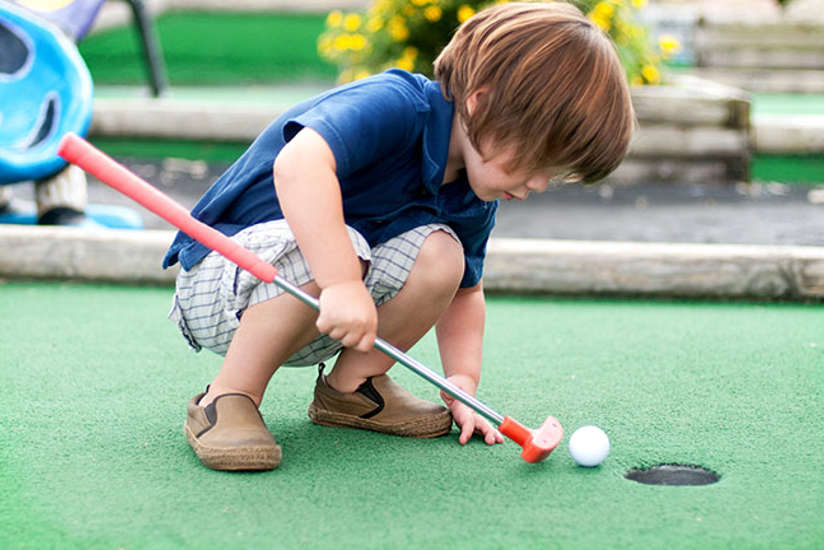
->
[476,417,504,445]
[353,332,375,352]
[459,415,474,445]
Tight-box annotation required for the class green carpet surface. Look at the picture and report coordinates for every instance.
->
[79,12,337,85]
[1,282,822,548]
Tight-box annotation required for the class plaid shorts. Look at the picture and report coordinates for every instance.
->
[169,219,459,366]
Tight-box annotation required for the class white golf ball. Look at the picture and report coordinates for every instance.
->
[569,425,610,467]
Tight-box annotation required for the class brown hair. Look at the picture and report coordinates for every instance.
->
[433,1,635,182]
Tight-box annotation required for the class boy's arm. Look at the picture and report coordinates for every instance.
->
[436,280,504,445]
[273,127,376,351]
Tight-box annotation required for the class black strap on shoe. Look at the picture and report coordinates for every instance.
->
[355,378,385,419]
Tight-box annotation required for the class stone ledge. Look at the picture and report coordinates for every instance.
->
[2,226,822,300]
[753,114,824,154]
[92,95,823,157]
[484,238,824,300]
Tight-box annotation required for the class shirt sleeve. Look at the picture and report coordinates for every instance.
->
[282,73,429,179]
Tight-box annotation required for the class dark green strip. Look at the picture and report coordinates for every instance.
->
[90,137,248,163]
[752,154,824,185]
[79,12,337,85]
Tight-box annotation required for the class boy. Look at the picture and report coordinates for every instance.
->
[163,1,634,471]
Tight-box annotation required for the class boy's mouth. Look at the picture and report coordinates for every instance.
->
[504,192,522,201]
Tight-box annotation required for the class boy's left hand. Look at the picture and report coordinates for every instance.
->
[440,377,504,446]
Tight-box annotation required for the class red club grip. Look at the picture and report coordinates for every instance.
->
[57,133,278,283]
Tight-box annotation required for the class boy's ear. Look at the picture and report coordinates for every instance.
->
[465,88,488,116]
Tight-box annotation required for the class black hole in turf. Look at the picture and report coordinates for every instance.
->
[625,464,720,486]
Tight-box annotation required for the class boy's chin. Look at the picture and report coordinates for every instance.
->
[468,186,497,202]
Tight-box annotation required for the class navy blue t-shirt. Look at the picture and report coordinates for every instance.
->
[162,69,498,288]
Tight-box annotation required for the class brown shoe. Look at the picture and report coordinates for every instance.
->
[184,392,282,471]
[307,367,452,438]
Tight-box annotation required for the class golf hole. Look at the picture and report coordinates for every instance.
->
[624,464,720,486]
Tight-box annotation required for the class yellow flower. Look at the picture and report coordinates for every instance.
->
[396,57,414,71]
[354,70,372,80]
[403,5,415,16]
[326,10,343,28]
[403,46,418,59]
[631,75,644,86]
[593,2,614,18]
[388,16,410,41]
[333,34,352,50]
[349,33,367,51]
[641,64,660,84]
[367,15,383,32]
[318,36,333,56]
[411,0,429,6]
[589,2,614,31]
[631,0,647,8]
[590,13,611,31]
[658,34,681,56]
[343,13,362,32]
[424,5,442,21]
[457,4,475,22]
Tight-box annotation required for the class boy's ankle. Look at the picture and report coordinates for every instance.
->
[325,370,366,394]
[199,385,261,409]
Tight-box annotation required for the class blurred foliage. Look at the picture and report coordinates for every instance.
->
[318,0,680,85]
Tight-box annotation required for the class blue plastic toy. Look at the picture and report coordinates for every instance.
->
[0,0,93,185]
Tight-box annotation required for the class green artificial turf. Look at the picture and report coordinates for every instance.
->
[751,154,824,185]
[91,137,248,164]
[1,281,822,548]
[78,12,337,85]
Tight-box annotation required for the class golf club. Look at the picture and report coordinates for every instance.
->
[58,132,563,463]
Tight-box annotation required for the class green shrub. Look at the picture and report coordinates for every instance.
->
[318,0,680,85]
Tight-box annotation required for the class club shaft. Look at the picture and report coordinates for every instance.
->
[57,134,506,428]
[273,274,505,426]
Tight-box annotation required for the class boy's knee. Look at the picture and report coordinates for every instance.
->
[412,230,464,291]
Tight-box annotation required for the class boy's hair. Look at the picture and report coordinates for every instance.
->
[434,1,635,183]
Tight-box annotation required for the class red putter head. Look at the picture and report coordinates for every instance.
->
[498,416,564,463]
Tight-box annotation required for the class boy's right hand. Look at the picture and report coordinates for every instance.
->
[316,281,377,352]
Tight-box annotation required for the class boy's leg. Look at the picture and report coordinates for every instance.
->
[201,228,463,404]
[183,280,323,471]
[327,229,464,391]
[177,220,372,470]
[308,229,465,437]
[199,280,323,408]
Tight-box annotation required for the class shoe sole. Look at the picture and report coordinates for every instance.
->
[307,403,452,438]
[185,424,282,471]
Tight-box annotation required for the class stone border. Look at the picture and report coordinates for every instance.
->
[753,114,824,154]
[2,226,822,301]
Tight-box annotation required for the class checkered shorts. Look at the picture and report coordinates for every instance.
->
[169,219,459,366]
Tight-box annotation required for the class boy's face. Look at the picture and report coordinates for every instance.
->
[462,139,557,202]
[456,89,568,202]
